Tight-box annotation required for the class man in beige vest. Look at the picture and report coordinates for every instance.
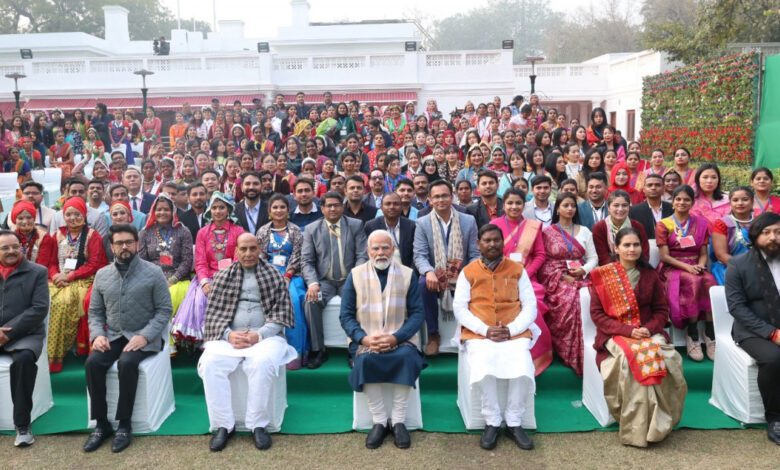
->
[453,223,540,451]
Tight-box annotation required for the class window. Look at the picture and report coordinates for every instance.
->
[626,110,636,141]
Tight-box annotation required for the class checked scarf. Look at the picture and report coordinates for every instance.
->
[203,259,294,341]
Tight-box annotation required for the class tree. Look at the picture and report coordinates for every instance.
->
[540,0,642,63]
[0,0,211,40]
[641,0,780,64]
[430,0,642,63]
[430,0,552,63]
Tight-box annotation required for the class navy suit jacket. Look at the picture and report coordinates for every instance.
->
[364,216,416,271]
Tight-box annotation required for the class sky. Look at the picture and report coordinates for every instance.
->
[160,0,582,38]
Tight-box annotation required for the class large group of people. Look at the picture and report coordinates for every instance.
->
[0,93,779,451]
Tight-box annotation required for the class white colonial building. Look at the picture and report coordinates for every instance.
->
[0,1,677,140]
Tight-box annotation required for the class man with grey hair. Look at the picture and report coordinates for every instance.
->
[339,230,425,450]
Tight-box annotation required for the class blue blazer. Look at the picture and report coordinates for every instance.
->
[413,210,479,275]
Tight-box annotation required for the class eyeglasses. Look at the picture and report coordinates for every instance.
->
[111,240,136,247]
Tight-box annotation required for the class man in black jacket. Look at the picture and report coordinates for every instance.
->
[364,193,416,271]
[179,183,209,241]
[466,170,503,227]
[726,213,780,445]
[233,172,267,235]
[628,173,672,240]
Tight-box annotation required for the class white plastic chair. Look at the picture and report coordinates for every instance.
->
[0,172,18,221]
[31,168,62,207]
[352,380,423,430]
[647,238,660,269]
[709,286,765,423]
[456,347,536,430]
[87,343,176,433]
[323,295,349,348]
[580,287,616,427]
[0,336,54,430]
[227,365,288,432]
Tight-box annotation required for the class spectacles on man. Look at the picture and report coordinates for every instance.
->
[111,240,136,247]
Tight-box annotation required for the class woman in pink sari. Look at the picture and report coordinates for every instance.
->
[491,188,553,374]
[690,163,730,229]
[656,184,717,362]
[538,192,598,375]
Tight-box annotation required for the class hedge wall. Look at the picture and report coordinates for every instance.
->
[640,53,760,164]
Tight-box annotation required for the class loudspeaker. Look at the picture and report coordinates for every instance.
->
[20,49,33,59]
[502,40,514,50]
[257,42,270,53]
[405,41,417,52]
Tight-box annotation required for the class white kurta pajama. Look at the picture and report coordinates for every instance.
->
[198,269,297,431]
[453,269,540,427]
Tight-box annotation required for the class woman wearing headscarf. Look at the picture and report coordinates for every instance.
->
[139,195,194,341]
[609,162,644,205]
[103,200,134,261]
[11,200,57,271]
[48,197,108,372]
[172,192,244,351]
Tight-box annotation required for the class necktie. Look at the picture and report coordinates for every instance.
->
[328,223,345,280]
[132,197,138,211]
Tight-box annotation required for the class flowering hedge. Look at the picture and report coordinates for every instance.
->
[640,53,760,164]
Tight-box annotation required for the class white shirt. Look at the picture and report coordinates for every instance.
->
[573,225,599,274]
[453,267,537,337]
[129,193,144,212]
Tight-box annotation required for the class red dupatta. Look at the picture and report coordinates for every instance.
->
[591,262,667,386]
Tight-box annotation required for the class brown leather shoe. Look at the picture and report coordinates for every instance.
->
[425,333,440,356]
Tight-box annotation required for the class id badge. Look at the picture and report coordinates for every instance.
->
[159,253,173,266]
[64,258,78,270]
[272,255,287,267]
[340,128,347,137]
[679,236,696,249]
[218,258,232,270]
[566,260,582,270]
[509,252,523,263]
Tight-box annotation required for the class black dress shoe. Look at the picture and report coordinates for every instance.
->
[365,423,388,449]
[479,425,500,450]
[392,422,411,449]
[111,427,132,453]
[306,350,329,369]
[83,426,113,452]
[505,425,534,450]
[768,421,780,445]
[252,427,272,450]
[209,427,234,452]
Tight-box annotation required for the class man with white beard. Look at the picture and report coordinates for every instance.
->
[339,230,425,450]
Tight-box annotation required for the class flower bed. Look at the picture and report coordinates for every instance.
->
[640,53,760,164]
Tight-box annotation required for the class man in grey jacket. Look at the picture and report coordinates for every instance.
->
[0,230,50,448]
[302,192,368,369]
[83,224,172,453]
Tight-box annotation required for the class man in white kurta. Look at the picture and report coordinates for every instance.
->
[453,224,540,451]
[198,234,297,452]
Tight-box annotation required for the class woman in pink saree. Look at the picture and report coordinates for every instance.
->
[656,184,717,362]
[491,188,553,375]
[538,192,598,375]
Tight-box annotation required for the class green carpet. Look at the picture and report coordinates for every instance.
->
[19,349,751,435]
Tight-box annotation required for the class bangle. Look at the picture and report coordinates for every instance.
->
[772,330,780,343]
[284,272,293,280]
[200,278,210,287]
